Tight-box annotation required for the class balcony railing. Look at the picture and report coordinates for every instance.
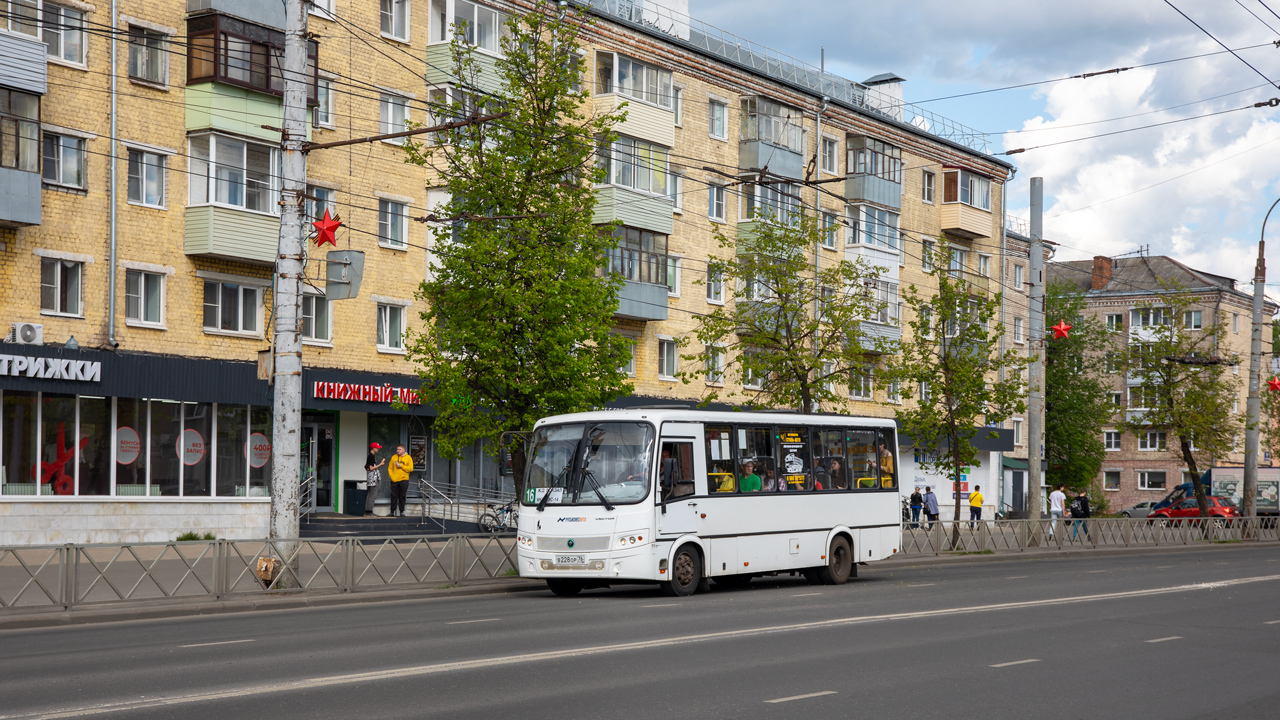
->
[606,247,669,286]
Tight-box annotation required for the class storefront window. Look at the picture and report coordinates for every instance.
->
[217,404,248,496]
[116,397,149,495]
[369,414,403,459]
[150,400,182,496]
[2,391,37,495]
[41,393,77,495]
[248,405,272,495]
[183,402,212,496]
[78,396,111,496]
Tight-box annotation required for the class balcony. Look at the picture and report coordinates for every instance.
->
[948,270,991,294]
[846,174,901,210]
[425,44,503,96]
[0,168,40,228]
[941,202,993,240]
[0,31,46,228]
[606,247,669,322]
[861,321,901,345]
[592,186,673,235]
[188,0,284,31]
[185,205,279,265]
[739,139,804,181]
[593,94,675,148]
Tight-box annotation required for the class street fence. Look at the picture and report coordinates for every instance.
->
[2,517,1277,614]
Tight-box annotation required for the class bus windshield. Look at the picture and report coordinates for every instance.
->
[523,422,655,506]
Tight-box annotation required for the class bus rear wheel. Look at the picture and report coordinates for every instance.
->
[546,579,582,596]
[816,536,853,585]
[660,545,702,597]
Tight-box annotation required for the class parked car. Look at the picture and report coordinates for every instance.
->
[1147,496,1240,524]
[1120,501,1158,518]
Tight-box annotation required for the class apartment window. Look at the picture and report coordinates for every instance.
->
[673,88,682,125]
[706,269,723,304]
[708,100,727,139]
[1233,313,1240,334]
[0,88,40,173]
[658,339,678,379]
[599,136,670,196]
[922,170,935,203]
[301,295,331,342]
[1105,353,1121,373]
[669,174,683,212]
[666,257,680,297]
[920,306,933,339]
[887,381,902,404]
[43,4,86,63]
[42,133,85,188]
[847,136,903,183]
[604,226,669,286]
[1110,391,1123,408]
[1106,313,1123,331]
[1130,307,1169,327]
[949,249,969,278]
[1130,386,1154,409]
[1139,471,1167,490]
[453,0,507,54]
[376,303,404,350]
[850,370,874,400]
[1183,310,1202,330]
[313,79,334,128]
[743,181,799,222]
[1012,418,1023,446]
[919,381,931,402]
[847,205,899,248]
[594,52,674,109]
[708,183,726,221]
[127,149,166,207]
[705,346,724,384]
[922,240,935,271]
[821,212,838,249]
[40,259,82,316]
[942,169,992,210]
[740,96,803,153]
[1104,471,1121,491]
[1138,430,1167,451]
[1104,431,1121,451]
[380,94,410,143]
[310,0,335,14]
[821,137,838,174]
[978,254,991,278]
[202,281,259,334]
[382,0,409,40]
[872,281,900,325]
[128,26,167,85]
[743,359,765,390]
[619,340,636,376]
[306,185,335,222]
[188,135,279,213]
[1014,264,1024,289]
[378,200,408,248]
[125,270,164,325]
[187,14,319,101]
[1014,317,1025,343]
[4,0,39,36]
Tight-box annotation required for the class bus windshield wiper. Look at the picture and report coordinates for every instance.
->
[581,469,615,511]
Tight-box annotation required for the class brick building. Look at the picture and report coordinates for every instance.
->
[0,0,1021,542]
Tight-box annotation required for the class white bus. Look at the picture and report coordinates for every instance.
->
[515,409,902,596]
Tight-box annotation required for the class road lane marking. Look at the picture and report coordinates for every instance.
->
[1087,570,1108,574]
[11,573,1280,719]
[445,619,501,625]
[907,583,936,587]
[990,659,1040,668]
[641,604,679,608]
[792,592,823,597]
[1264,620,1280,625]
[1146,636,1182,643]
[764,691,836,703]
[178,640,255,649]
[1156,566,1172,569]
[1006,576,1029,579]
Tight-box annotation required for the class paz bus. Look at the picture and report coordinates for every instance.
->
[514,409,902,596]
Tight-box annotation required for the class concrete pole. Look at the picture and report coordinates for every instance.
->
[1245,237,1267,522]
[270,0,309,558]
[1027,178,1045,523]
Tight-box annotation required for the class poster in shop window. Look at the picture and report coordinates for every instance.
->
[409,435,429,469]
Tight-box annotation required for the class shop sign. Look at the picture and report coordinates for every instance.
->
[117,427,141,465]
[0,355,101,382]
[312,381,421,404]
[178,429,206,465]
[247,433,271,468]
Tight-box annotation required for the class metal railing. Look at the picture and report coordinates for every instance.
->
[899,517,1280,555]
[299,475,318,523]
[418,479,517,528]
[0,534,519,613]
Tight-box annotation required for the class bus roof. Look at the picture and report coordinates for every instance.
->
[533,409,898,429]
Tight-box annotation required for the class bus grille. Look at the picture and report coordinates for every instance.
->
[536,536,611,552]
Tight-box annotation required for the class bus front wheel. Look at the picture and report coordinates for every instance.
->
[816,536,853,585]
[661,545,702,597]
[546,579,582,596]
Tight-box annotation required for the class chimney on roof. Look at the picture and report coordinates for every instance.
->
[1091,255,1112,290]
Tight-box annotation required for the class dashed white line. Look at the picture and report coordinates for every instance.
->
[764,691,837,704]
[1087,570,1109,574]
[1006,576,1029,579]
[178,639,255,649]
[641,604,679,608]
[1264,620,1280,625]
[990,659,1040,668]
[445,619,501,625]
[1156,566,1173,569]
[908,583,936,587]
[792,592,823,597]
[1146,636,1182,643]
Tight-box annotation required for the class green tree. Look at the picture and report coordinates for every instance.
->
[683,209,888,413]
[882,253,1026,545]
[1043,280,1115,496]
[1120,289,1242,517]
[401,4,631,495]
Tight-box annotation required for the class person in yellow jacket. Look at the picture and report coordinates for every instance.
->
[387,443,414,517]
[969,485,984,528]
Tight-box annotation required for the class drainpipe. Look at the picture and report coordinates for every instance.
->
[813,48,827,332]
[107,0,119,348]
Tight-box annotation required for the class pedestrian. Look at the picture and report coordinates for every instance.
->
[1071,488,1091,540]
[364,442,385,515]
[1049,484,1067,537]
[923,486,940,529]
[969,485,984,528]
[909,487,924,529]
[387,443,414,517]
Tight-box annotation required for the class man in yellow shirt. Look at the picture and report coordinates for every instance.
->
[387,443,414,517]
[969,485,984,528]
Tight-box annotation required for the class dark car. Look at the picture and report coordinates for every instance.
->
[1147,496,1239,524]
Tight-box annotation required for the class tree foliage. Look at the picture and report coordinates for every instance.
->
[401,5,631,494]
[683,210,888,413]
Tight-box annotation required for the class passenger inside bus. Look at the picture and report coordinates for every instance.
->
[827,457,848,490]
[877,438,895,488]
[847,430,879,489]
[739,460,762,492]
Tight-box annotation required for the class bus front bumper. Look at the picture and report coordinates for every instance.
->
[516,547,654,581]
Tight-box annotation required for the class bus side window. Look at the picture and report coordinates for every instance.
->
[814,429,846,490]
[660,441,695,499]
[734,426,773,493]
[706,426,735,493]
[846,430,879,489]
[778,427,812,491]
[877,429,897,489]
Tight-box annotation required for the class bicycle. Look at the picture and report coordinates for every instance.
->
[478,499,518,533]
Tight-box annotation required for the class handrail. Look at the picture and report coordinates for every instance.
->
[299,475,317,523]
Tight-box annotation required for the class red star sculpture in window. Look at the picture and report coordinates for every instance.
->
[312,208,341,247]
[1051,319,1073,339]
[1268,376,1280,392]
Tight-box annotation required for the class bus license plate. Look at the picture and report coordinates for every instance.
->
[556,555,586,566]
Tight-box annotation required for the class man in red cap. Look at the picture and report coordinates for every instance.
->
[365,443,385,515]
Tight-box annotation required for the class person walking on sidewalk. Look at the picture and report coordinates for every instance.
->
[387,443,414,517]
[1071,488,1091,540]
[1049,484,1067,538]
[909,488,924,528]
[364,442,385,515]
[969,485,984,528]
[923,486,940,529]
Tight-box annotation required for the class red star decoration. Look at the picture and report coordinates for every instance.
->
[1268,376,1280,392]
[312,209,341,247]
[1051,320,1073,339]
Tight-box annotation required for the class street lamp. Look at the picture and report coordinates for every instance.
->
[1244,197,1280,522]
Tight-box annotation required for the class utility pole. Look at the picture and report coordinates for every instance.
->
[270,0,309,567]
[1027,178,1045,524]
[1246,209,1274,523]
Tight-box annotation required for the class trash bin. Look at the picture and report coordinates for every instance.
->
[343,480,368,517]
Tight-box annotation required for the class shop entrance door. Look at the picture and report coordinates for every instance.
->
[301,422,336,511]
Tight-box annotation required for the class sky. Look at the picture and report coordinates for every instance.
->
[686,0,1280,292]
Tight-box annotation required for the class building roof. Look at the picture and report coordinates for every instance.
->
[1047,255,1278,312]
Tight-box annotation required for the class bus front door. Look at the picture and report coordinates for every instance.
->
[658,438,699,536]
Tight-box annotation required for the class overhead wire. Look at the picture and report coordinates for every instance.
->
[1164,0,1280,88]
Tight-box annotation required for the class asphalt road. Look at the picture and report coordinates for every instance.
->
[2,546,1278,720]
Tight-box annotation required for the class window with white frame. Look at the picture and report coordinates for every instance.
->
[127,25,167,85]
[453,0,508,54]
[740,96,803,153]
[42,133,85,188]
[743,359,765,390]
[1138,430,1167,451]
[708,100,727,139]
[821,212,838,249]
[1233,313,1240,334]
[942,169,991,210]
[919,381,931,402]
[666,257,680,296]
[673,87,682,125]
[125,269,164,325]
[306,184,335,222]
[1012,418,1023,446]
[920,306,933,339]
[127,149,166,207]
[313,79,334,127]
[708,183,726,221]
[1183,310,1202,330]
[705,269,723,304]
[1139,470,1167,490]
[1104,471,1121,491]
[978,254,991,278]
[377,303,404,350]
[669,174,683,212]
[378,199,408,248]
[922,240,935,271]
[1014,264,1024,289]
[1013,317,1025,343]
[189,134,279,213]
[1106,313,1123,331]
[846,205,899,248]
[380,93,410,143]
[1110,391,1123,408]
[381,0,409,40]
[847,136,902,183]
[598,136,670,196]
[949,248,969,279]
[594,51,674,109]
[4,0,39,36]
[43,4,85,63]
[821,137,838,174]
[922,170,935,203]
[202,281,259,334]
[1130,307,1169,327]
[872,281,900,325]
[310,0,335,14]
[619,338,636,375]
[705,345,724,383]
[743,181,799,222]
[887,381,901,404]
[301,294,331,342]
[1104,431,1121,451]
[850,368,873,400]
[41,258,82,316]
[658,339,678,379]
[1130,386,1154,409]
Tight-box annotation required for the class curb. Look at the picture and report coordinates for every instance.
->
[872,540,1277,570]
